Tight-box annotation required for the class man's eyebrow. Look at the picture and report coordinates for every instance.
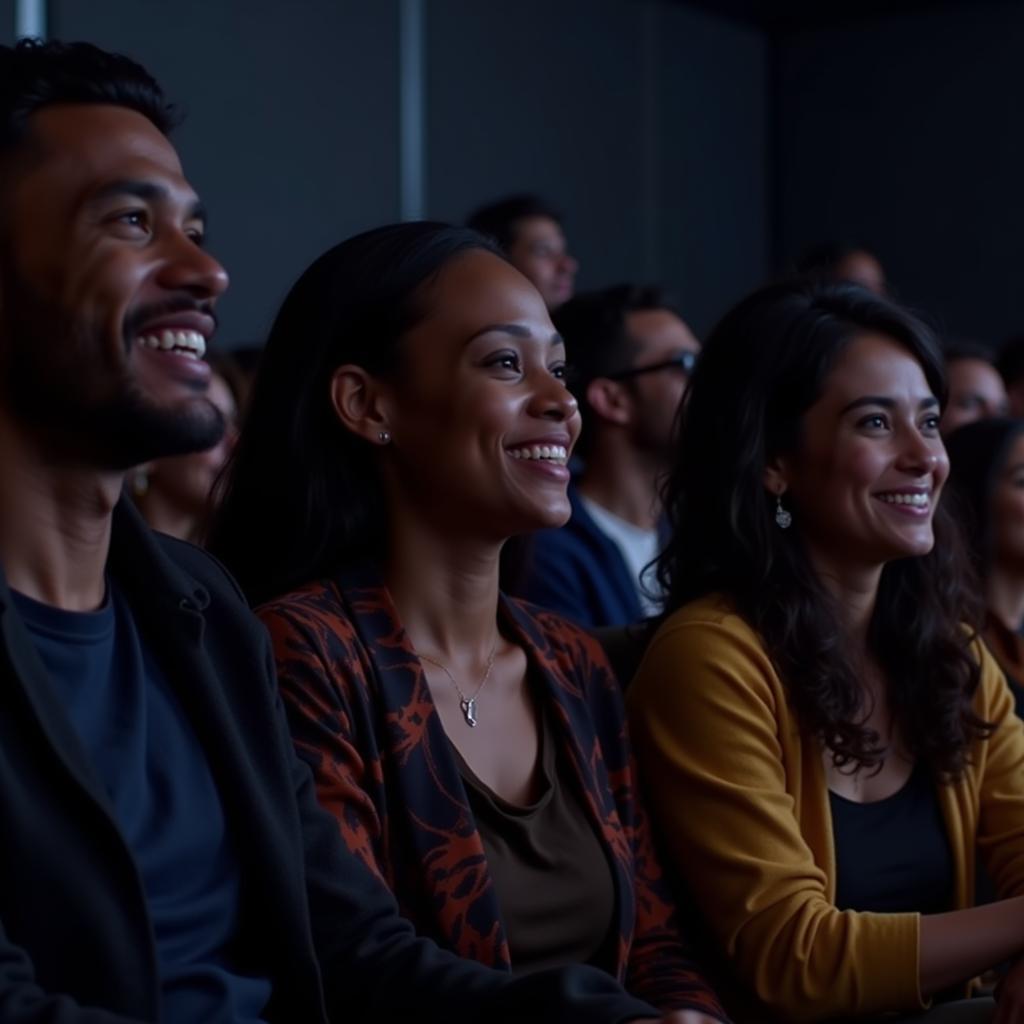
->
[87,179,207,224]
[840,395,939,414]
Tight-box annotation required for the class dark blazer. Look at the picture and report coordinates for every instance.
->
[0,501,660,1024]
[259,569,728,1021]
[516,487,646,629]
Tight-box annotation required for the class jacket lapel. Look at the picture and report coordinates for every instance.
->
[500,596,633,969]
[337,567,511,967]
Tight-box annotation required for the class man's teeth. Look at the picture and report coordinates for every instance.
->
[877,492,929,507]
[507,444,569,464]
[137,329,206,359]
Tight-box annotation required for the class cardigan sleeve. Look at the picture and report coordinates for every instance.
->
[975,641,1024,898]
[626,611,924,1021]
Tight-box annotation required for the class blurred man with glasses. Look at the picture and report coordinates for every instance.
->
[514,285,700,631]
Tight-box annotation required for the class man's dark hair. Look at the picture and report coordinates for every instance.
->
[554,284,682,457]
[466,194,563,252]
[0,38,175,154]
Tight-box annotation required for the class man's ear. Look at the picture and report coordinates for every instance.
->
[329,364,393,445]
[585,378,633,427]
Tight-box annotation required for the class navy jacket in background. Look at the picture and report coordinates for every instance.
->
[517,487,645,629]
[0,500,661,1024]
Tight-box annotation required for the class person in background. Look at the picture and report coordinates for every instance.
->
[796,240,888,295]
[130,359,239,542]
[941,342,1008,435]
[513,285,699,629]
[629,279,1024,1024]
[946,417,1024,716]
[210,222,728,1024]
[468,193,577,310]
[997,333,1024,417]
[0,37,690,1024]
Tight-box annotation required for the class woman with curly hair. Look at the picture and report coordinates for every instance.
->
[210,222,727,1024]
[627,280,1024,1023]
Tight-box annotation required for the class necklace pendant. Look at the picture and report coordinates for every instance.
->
[460,698,477,727]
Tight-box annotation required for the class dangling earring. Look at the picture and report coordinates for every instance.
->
[775,493,792,530]
[131,467,150,498]
[378,430,391,444]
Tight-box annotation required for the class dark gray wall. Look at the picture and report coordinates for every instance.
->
[654,2,768,336]
[775,4,1024,345]
[427,0,768,336]
[50,0,400,347]
[12,0,768,345]
[0,1,13,45]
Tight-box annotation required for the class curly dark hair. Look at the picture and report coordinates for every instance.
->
[657,278,990,777]
[0,39,175,153]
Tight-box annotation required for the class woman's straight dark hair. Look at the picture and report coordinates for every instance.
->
[657,278,989,777]
[208,222,500,606]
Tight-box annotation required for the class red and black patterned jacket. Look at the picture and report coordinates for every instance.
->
[259,568,728,1020]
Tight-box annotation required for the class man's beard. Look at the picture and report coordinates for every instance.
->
[0,274,225,470]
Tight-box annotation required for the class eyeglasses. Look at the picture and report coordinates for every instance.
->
[607,350,698,381]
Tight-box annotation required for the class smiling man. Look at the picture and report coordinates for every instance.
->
[0,39,686,1024]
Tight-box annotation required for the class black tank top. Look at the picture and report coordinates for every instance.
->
[829,760,953,914]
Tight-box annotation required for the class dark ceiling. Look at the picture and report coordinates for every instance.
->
[680,0,1014,30]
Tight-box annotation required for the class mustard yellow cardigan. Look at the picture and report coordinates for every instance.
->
[627,594,1024,1022]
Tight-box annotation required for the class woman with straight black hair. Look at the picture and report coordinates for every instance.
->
[627,279,1024,1023]
[210,222,726,1024]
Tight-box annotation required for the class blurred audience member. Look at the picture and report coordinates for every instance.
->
[210,224,728,1024]
[941,342,1008,434]
[796,240,887,295]
[514,286,699,628]
[468,194,577,309]
[946,417,1024,716]
[131,363,239,542]
[217,342,263,412]
[998,333,1024,417]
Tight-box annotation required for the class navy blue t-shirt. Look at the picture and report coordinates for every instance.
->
[13,583,271,1023]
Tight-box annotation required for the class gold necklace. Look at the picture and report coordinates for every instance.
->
[417,641,498,728]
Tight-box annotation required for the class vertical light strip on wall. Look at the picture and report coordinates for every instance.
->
[15,0,47,39]
[398,0,426,221]
[641,0,660,281]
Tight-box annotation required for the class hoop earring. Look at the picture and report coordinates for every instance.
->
[775,494,792,530]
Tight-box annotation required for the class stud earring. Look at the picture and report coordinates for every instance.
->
[131,467,150,498]
[378,430,391,444]
[775,494,792,530]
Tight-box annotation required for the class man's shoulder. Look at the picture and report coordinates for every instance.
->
[151,532,247,604]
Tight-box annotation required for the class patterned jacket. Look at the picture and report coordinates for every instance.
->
[259,568,728,1020]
